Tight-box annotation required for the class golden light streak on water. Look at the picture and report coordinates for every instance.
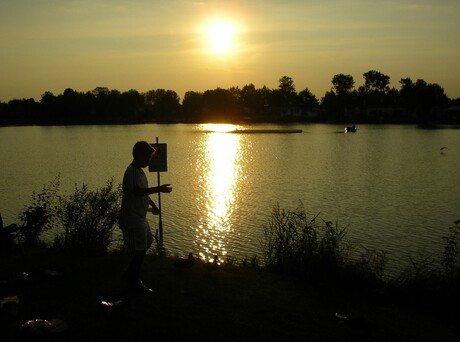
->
[194,124,242,263]
[200,123,237,133]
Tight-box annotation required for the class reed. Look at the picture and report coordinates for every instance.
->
[262,202,388,288]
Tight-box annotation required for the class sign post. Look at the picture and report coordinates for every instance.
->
[149,137,168,247]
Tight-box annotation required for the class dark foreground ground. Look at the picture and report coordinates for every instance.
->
[1,249,459,341]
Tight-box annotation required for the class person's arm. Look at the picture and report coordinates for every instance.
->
[132,184,172,196]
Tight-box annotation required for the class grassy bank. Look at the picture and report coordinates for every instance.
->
[3,182,460,340]
[1,248,459,341]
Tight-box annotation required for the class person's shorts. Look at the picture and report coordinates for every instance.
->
[120,219,153,252]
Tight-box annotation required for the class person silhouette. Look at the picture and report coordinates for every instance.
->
[119,141,172,293]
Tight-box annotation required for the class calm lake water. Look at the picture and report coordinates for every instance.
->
[1,123,459,276]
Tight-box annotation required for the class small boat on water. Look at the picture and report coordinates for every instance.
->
[229,129,302,134]
[345,125,357,133]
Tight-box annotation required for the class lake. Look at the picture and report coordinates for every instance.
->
[1,123,459,276]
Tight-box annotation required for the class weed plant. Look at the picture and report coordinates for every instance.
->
[441,220,460,276]
[263,203,348,277]
[12,179,460,303]
[393,220,460,312]
[262,202,390,290]
[13,177,121,255]
[54,178,122,254]
[17,177,60,247]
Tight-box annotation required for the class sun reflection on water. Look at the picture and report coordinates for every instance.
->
[195,124,242,263]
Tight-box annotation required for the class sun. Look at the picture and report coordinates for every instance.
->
[205,20,236,55]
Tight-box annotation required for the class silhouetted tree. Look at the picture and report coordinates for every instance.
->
[298,88,319,110]
[355,71,392,121]
[0,72,456,126]
[332,74,354,95]
[7,98,39,124]
[0,100,14,125]
[278,75,298,106]
[228,86,242,104]
[322,74,355,121]
[119,89,144,123]
[362,70,390,92]
[399,78,448,124]
[58,88,88,123]
[202,88,241,122]
[144,89,180,123]
[39,91,58,124]
[239,83,266,119]
[92,87,110,98]
[181,91,204,122]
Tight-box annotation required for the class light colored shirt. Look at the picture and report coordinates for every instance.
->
[120,163,149,229]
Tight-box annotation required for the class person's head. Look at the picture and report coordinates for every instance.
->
[132,141,156,167]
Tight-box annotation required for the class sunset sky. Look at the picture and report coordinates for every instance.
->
[1,0,459,102]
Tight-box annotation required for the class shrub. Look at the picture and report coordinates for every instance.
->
[441,220,460,276]
[262,203,348,277]
[54,178,122,255]
[356,247,388,279]
[342,246,389,288]
[17,177,60,247]
[391,221,460,312]
[262,202,390,289]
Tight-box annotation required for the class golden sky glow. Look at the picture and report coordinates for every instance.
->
[0,0,459,101]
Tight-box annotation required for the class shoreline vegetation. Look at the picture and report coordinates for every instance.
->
[1,249,459,341]
[1,180,460,340]
[1,74,459,127]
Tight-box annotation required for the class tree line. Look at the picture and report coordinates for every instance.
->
[1,71,459,126]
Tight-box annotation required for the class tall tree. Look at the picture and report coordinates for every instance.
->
[362,70,390,92]
[182,91,204,121]
[240,84,265,116]
[326,74,356,121]
[399,77,448,123]
[298,88,319,110]
[144,89,180,122]
[202,88,241,122]
[331,74,354,95]
[278,75,298,106]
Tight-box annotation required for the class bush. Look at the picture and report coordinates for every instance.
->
[391,221,460,312]
[17,177,60,247]
[54,178,122,255]
[396,220,460,285]
[262,203,390,289]
[441,220,460,276]
[262,203,348,277]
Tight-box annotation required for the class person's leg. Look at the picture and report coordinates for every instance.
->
[123,250,153,293]
[124,250,146,285]
[121,222,154,293]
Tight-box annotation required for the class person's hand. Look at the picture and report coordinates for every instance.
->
[160,184,172,193]
[151,205,160,215]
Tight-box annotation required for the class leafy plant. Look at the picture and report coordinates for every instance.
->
[54,178,122,255]
[358,247,388,277]
[262,202,391,289]
[17,177,60,247]
[262,203,348,277]
[441,220,460,276]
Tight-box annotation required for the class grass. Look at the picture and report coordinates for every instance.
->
[5,185,460,341]
[1,248,460,342]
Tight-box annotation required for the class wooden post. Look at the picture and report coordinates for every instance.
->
[149,137,167,254]
[156,137,163,246]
